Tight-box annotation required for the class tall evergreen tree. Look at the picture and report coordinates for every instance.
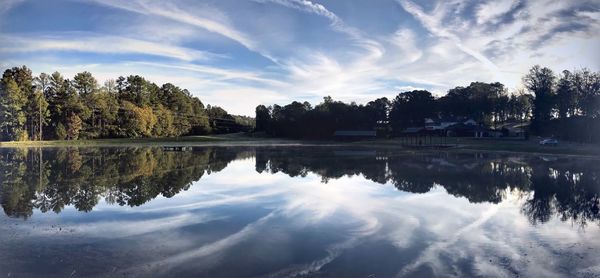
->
[523,65,556,129]
[0,78,28,140]
[28,89,50,140]
[72,71,98,98]
[255,105,271,132]
[573,69,600,118]
[3,66,35,138]
[555,70,577,119]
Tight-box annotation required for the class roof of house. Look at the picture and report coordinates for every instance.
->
[402,127,424,133]
[439,116,463,123]
[425,117,476,125]
[503,126,524,131]
[333,150,377,156]
[447,123,489,132]
[333,130,377,136]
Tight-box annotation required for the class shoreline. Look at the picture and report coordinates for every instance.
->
[1,134,598,157]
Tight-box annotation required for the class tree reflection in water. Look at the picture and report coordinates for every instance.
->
[1,147,598,227]
[0,147,248,218]
[257,148,599,227]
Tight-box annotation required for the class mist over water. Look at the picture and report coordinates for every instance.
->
[1,146,599,277]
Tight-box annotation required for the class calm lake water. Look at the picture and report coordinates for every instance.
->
[1,146,599,277]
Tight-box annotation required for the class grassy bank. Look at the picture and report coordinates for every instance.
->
[349,137,600,157]
[1,134,598,157]
[0,135,230,147]
[0,133,306,148]
[448,138,600,156]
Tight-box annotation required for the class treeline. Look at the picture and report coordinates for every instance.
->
[256,65,599,142]
[0,66,254,141]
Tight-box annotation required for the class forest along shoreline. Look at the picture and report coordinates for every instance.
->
[1,134,599,158]
[1,65,598,156]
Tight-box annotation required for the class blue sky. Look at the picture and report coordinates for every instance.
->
[1,0,599,115]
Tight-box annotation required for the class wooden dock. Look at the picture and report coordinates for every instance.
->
[162,146,192,152]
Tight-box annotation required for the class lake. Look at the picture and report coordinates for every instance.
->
[1,146,599,277]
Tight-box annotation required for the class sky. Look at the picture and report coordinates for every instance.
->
[0,0,599,116]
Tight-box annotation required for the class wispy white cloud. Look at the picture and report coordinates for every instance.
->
[394,0,600,92]
[254,0,339,22]
[388,28,423,64]
[1,0,598,115]
[90,0,280,64]
[132,61,287,87]
[0,33,219,62]
[475,0,520,25]
[256,0,384,60]
[397,0,500,71]
[0,0,24,14]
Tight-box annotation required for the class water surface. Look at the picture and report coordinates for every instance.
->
[1,146,599,277]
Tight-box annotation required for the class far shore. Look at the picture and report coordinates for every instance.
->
[1,133,599,157]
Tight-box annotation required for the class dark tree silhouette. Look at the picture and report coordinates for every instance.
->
[389,90,435,130]
[523,65,556,130]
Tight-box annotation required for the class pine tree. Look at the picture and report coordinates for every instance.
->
[29,90,50,140]
[0,78,28,140]
[66,113,82,140]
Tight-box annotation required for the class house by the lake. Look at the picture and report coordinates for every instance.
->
[424,117,478,132]
[445,123,499,138]
[399,117,517,138]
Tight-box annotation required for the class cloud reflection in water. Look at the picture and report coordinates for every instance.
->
[0,146,598,277]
